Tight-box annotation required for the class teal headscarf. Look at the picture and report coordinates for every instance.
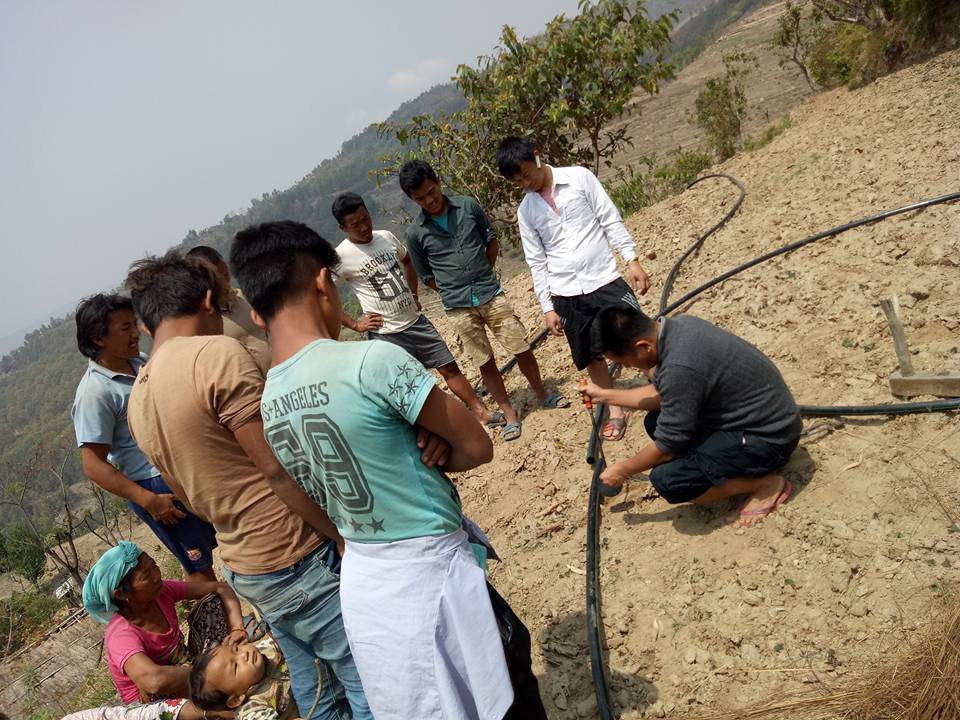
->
[82,541,144,624]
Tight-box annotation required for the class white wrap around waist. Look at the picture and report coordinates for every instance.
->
[341,529,513,720]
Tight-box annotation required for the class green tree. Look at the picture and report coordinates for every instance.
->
[455,0,675,175]
[377,0,676,236]
[0,525,46,589]
[691,51,757,161]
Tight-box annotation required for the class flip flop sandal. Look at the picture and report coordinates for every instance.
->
[502,421,522,441]
[542,392,571,409]
[602,413,631,441]
[242,613,268,642]
[485,410,507,428]
[731,479,793,527]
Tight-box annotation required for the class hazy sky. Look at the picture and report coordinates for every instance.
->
[0,0,579,340]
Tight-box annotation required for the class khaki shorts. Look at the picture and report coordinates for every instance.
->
[446,294,530,366]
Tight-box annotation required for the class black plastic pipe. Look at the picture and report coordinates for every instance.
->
[660,190,960,317]
[658,173,747,313]
[585,449,615,720]
[799,398,960,416]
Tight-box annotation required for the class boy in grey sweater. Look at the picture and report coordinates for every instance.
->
[582,306,802,527]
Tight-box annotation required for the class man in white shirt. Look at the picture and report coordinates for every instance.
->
[497,136,652,441]
[332,192,498,426]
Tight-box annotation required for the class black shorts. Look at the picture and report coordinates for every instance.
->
[644,412,799,504]
[368,315,456,369]
[552,277,642,370]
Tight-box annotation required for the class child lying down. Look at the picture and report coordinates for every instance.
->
[61,635,296,720]
[189,634,296,720]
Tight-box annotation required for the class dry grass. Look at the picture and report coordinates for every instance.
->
[701,595,960,720]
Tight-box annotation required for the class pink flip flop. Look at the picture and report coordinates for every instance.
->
[731,479,793,527]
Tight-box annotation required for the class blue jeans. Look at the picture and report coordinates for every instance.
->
[222,541,371,720]
[127,475,217,575]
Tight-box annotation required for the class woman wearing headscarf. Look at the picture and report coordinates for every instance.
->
[81,542,244,719]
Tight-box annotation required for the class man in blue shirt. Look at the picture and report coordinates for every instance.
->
[71,293,217,581]
[400,160,569,442]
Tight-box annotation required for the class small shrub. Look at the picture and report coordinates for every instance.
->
[653,149,714,195]
[808,23,870,88]
[607,149,713,216]
[743,114,792,152]
[691,51,757,160]
[608,160,656,217]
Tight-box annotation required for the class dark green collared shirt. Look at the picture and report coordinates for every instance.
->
[404,195,501,310]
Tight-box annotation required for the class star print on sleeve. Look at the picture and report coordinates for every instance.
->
[350,518,367,534]
[386,359,429,416]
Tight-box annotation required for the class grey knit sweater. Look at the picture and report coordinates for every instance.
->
[652,315,802,455]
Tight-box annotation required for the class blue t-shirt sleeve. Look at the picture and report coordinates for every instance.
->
[358,342,436,424]
[71,380,118,448]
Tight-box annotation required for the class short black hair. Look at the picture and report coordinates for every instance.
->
[185,245,226,266]
[75,293,135,360]
[591,305,657,357]
[230,221,339,323]
[125,250,226,335]
[188,646,230,711]
[496,136,537,178]
[331,192,367,226]
[398,160,439,197]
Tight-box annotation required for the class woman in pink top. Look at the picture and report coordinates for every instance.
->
[82,542,244,719]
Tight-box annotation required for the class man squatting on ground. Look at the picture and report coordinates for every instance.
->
[230,220,548,720]
[400,159,570,442]
[123,253,372,720]
[330,191,499,426]
[71,293,218,583]
[584,306,803,527]
[496,136,652,442]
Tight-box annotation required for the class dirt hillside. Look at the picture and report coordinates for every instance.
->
[5,34,958,720]
[424,49,960,719]
[604,1,814,176]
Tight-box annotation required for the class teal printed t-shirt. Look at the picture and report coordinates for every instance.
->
[261,339,463,543]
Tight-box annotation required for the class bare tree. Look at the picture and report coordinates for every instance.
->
[81,482,133,546]
[0,445,86,594]
[773,1,821,91]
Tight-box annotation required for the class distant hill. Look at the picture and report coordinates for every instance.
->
[178,83,467,258]
[0,0,779,530]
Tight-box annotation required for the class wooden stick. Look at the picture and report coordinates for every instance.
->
[879,296,915,376]
[536,523,563,537]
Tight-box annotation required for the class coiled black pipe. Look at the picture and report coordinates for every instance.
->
[658,173,747,313]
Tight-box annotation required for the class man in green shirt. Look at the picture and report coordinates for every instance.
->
[400,160,568,442]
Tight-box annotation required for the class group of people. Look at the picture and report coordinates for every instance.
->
[69,136,802,720]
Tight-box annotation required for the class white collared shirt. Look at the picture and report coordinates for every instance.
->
[517,165,638,313]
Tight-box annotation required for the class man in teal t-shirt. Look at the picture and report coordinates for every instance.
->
[260,338,463,542]
[231,220,547,720]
